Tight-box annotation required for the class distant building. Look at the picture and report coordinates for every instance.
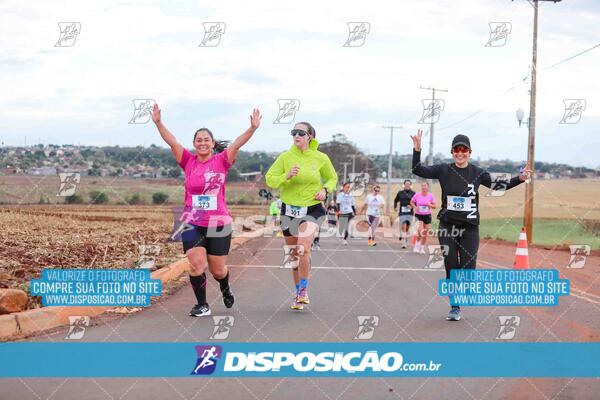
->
[27,166,57,176]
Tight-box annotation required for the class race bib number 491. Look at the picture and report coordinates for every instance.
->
[285,205,308,218]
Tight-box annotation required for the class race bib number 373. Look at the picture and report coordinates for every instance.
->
[192,195,217,210]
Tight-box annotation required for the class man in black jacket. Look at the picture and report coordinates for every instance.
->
[393,179,415,248]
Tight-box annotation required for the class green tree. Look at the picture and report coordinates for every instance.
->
[89,190,108,204]
[152,192,169,204]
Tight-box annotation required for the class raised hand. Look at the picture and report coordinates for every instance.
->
[519,163,533,182]
[410,129,423,151]
[250,108,262,130]
[151,103,161,125]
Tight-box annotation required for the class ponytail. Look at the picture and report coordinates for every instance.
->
[194,128,230,153]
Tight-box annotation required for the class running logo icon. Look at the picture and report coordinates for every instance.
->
[496,316,520,340]
[485,22,512,47]
[129,99,155,124]
[425,245,448,269]
[191,345,222,375]
[167,207,202,242]
[566,245,590,269]
[55,22,81,47]
[559,99,586,124]
[57,172,80,197]
[486,173,511,197]
[273,99,300,124]
[199,22,226,47]
[343,22,370,47]
[136,245,161,269]
[418,99,445,124]
[354,316,379,340]
[282,245,304,270]
[348,172,370,196]
[65,316,90,340]
[210,316,234,340]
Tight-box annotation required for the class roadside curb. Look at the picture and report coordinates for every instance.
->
[0,227,270,341]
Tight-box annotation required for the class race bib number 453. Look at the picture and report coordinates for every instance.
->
[192,195,217,210]
[447,195,473,212]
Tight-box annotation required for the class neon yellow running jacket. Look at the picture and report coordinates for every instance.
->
[265,140,337,207]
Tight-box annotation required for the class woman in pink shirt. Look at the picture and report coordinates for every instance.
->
[410,182,436,254]
[151,103,262,317]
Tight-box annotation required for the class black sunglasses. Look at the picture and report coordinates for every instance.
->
[291,129,309,137]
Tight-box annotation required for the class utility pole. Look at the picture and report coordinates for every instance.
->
[382,125,402,216]
[349,154,359,176]
[516,0,562,244]
[419,85,448,187]
[341,162,350,184]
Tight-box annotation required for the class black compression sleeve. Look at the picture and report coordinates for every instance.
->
[412,149,442,179]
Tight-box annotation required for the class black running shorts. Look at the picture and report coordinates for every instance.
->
[182,224,232,256]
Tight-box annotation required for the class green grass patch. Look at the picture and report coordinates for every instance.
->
[479,218,600,250]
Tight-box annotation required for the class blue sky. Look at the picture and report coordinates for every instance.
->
[0,0,599,167]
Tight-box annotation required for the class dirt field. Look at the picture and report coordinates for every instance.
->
[0,204,267,309]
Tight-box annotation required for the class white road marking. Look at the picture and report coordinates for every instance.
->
[228,264,440,272]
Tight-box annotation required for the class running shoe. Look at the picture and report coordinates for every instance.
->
[446,306,461,321]
[420,247,427,254]
[221,287,234,308]
[401,242,407,249]
[413,243,421,253]
[297,287,310,304]
[342,239,348,245]
[291,297,304,310]
[189,303,211,317]
[368,239,374,246]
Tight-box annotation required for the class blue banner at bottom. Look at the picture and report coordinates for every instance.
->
[0,342,598,378]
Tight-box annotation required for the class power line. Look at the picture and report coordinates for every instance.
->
[437,42,600,132]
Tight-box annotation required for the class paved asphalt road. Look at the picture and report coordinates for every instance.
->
[3,234,599,400]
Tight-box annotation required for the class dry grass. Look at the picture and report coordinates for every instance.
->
[374,178,600,221]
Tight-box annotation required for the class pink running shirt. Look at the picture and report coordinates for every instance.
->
[178,148,234,227]
[411,192,436,215]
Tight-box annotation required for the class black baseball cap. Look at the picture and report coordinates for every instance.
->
[451,134,471,150]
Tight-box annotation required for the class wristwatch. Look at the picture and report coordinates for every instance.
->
[322,187,329,196]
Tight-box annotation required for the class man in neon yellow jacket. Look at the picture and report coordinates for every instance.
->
[266,122,337,310]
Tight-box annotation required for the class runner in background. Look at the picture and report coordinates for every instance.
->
[265,122,337,310]
[269,195,281,236]
[152,103,262,317]
[312,201,325,251]
[336,182,356,245]
[326,200,338,234]
[410,129,531,321]
[393,179,416,248]
[360,185,384,247]
[410,182,436,254]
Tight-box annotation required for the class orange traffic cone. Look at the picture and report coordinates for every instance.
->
[411,233,417,246]
[513,227,529,270]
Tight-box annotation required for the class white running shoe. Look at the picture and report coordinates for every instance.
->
[413,243,421,253]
